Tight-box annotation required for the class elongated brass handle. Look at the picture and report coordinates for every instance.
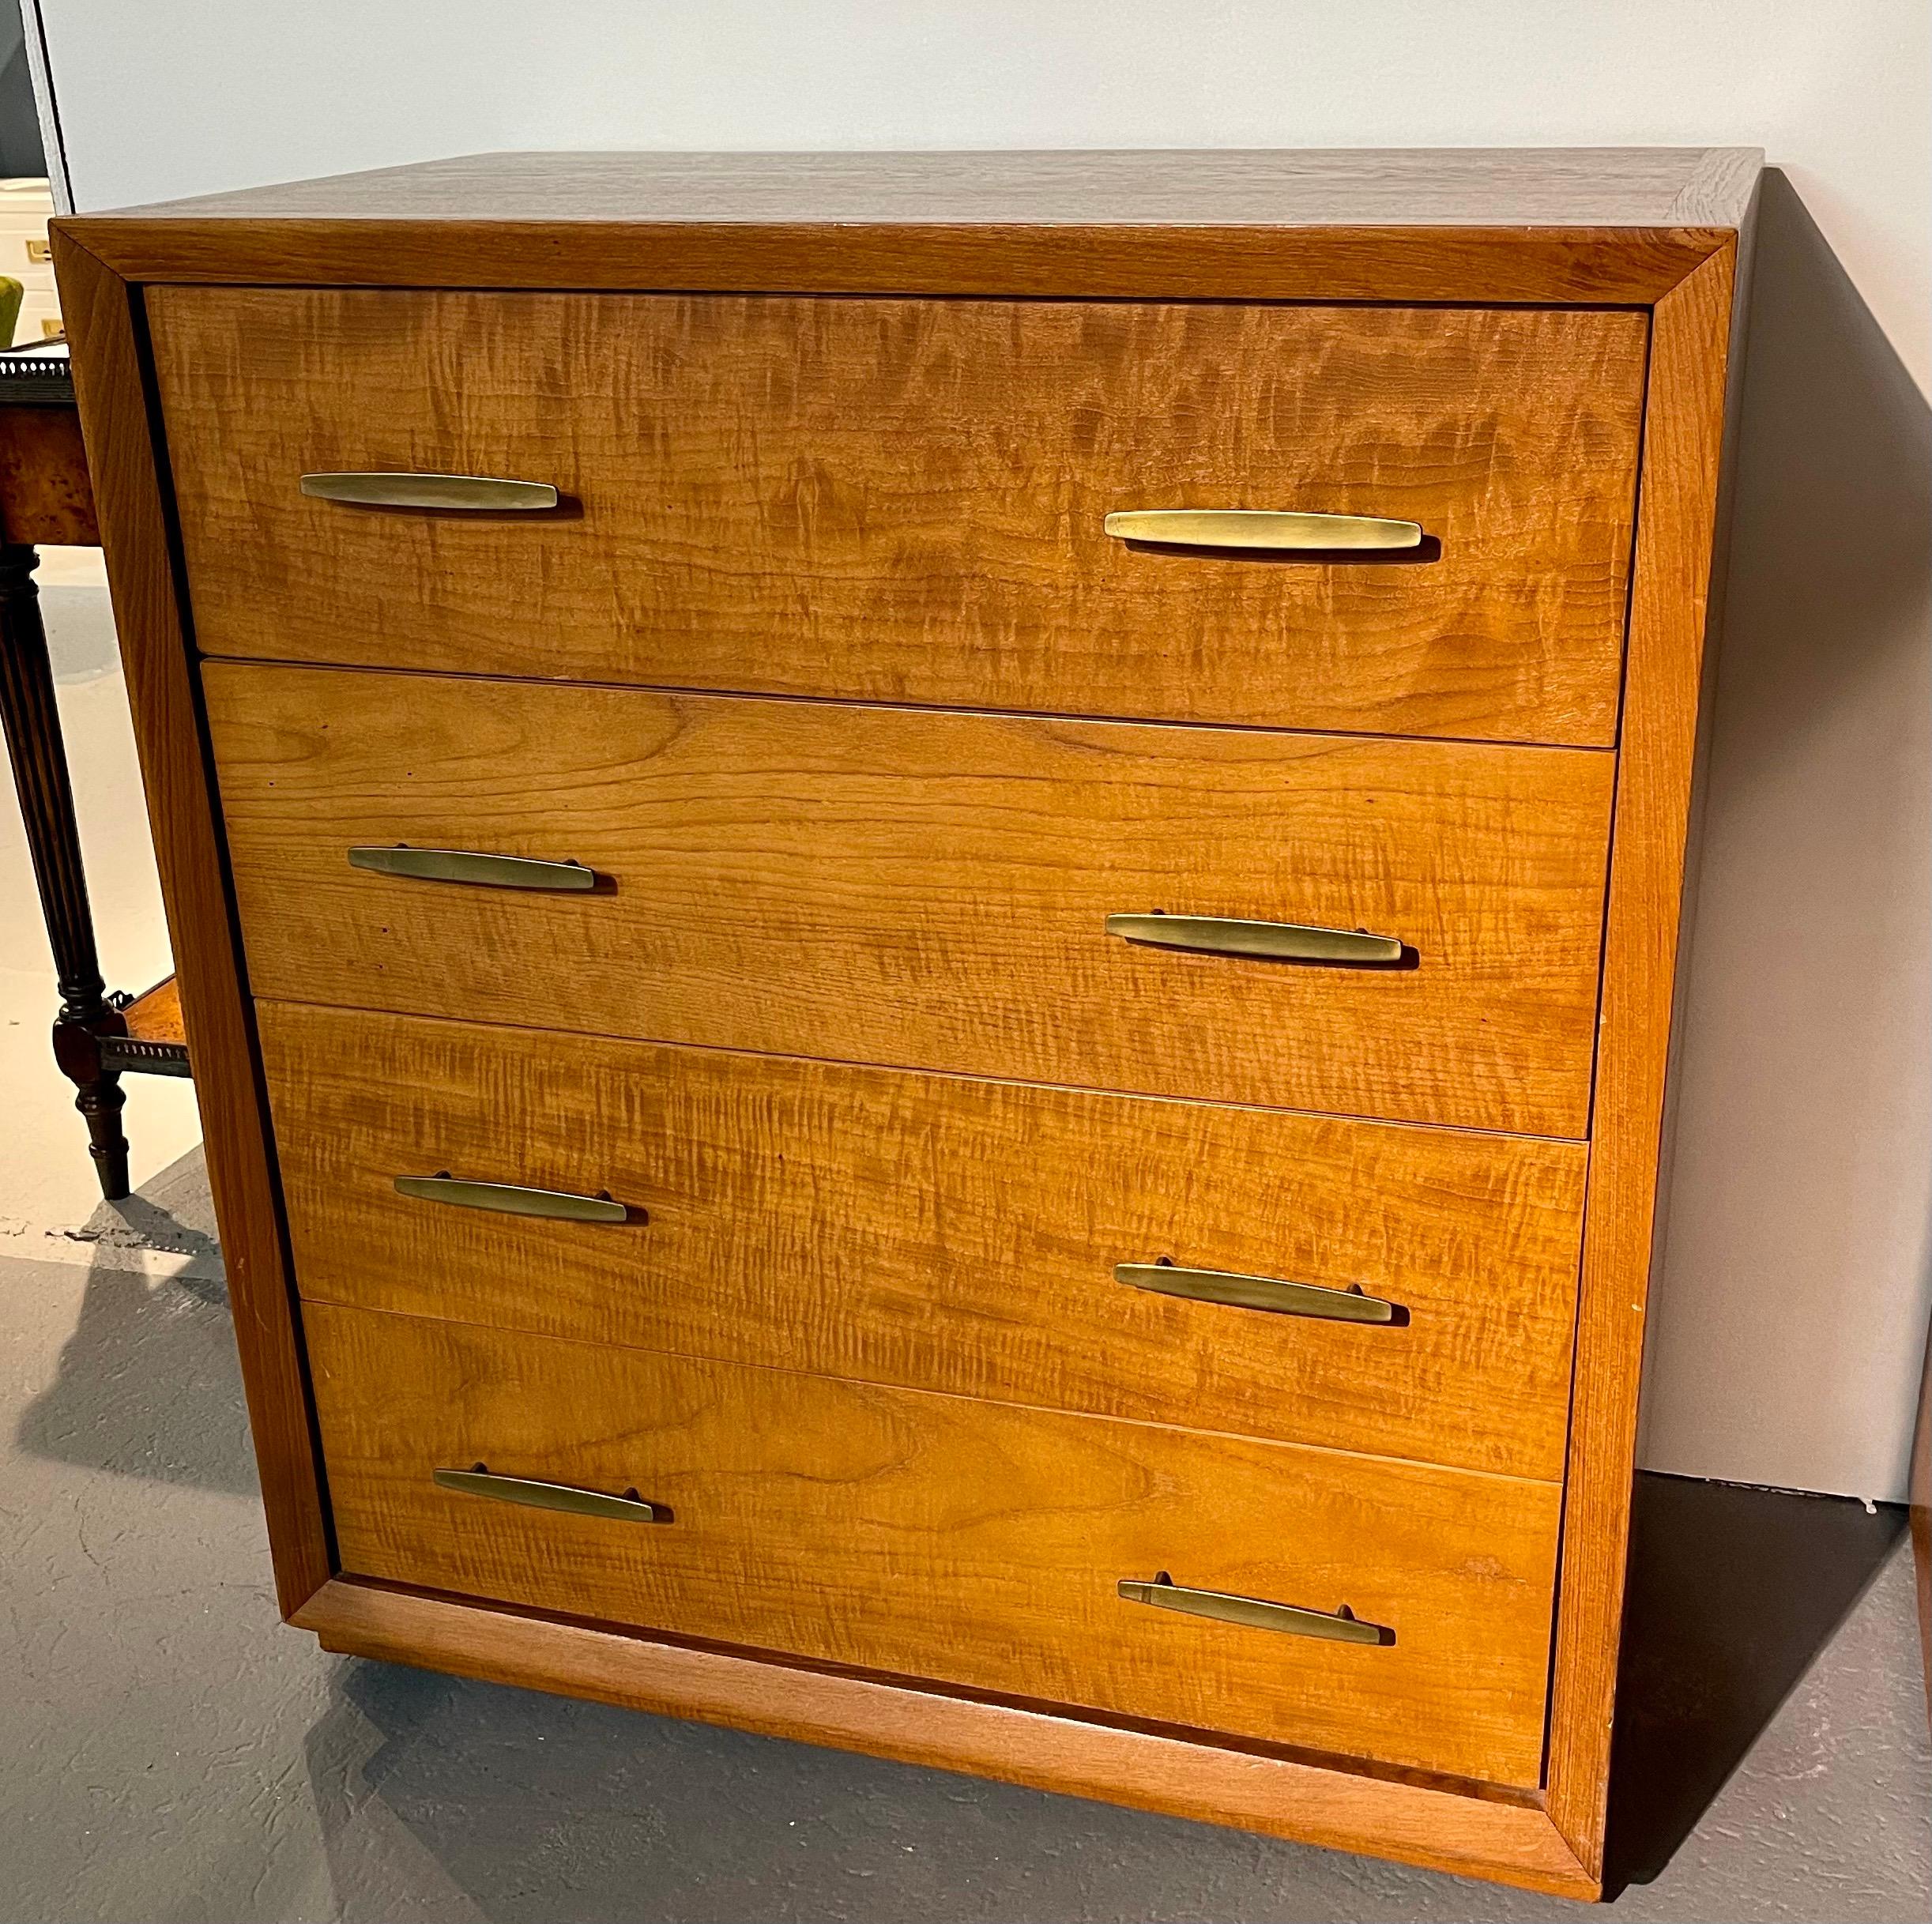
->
[300,472,559,510]
[1116,1262,1399,1323]
[348,846,599,890]
[1105,913,1403,965]
[1119,1572,1392,1645]
[434,1466,669,1522]
[395,1175,632,1223]
[1103,509,1422,552]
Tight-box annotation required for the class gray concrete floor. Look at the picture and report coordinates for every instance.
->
[2,1149,1926,1924]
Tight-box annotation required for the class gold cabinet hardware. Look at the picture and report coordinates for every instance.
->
[1105,913,1403,965]
[1118,1572,1392,1644]
[299,471,560,510]
[1102,509,1423,552]
[347,845,600,890]
[433,1466,669,1521]
[394,1175,632,1223]
[1116,1262,1399,1323]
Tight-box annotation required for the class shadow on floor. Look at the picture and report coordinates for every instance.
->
[1603,1472,1906,1893]
[305,1653,1291,1924]
[10,1146,255,1497]
[287,1474,1908,1922]
[7,1148,1913,1911]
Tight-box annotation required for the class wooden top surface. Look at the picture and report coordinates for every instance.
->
[95,147,1761,231]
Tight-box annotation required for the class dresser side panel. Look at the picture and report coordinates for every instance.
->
[51,233,333,1612]
[1547,246,1741,1874]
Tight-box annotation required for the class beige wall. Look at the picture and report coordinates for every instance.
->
[24,0,1932,1496]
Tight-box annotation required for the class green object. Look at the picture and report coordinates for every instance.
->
[0,276,21,349]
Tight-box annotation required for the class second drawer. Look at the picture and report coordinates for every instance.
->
[210,664,1614,1135]
[260,1003,1584,1479]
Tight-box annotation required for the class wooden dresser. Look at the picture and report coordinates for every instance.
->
[55,148,1758,1900]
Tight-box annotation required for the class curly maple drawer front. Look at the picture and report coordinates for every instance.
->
[305,1301,1562,1787]
[259,1002,1585,1480]
[206,664,1613,1136]
[150,288,1646,747]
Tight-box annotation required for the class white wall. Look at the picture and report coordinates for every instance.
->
[28,0,1932,1497]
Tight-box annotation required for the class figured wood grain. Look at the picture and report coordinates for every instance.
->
[1546,247,1741,1877]
[52,147,1759,1890]
[306,1301,1562,1787]
[207,665,1614,1136]
[258,1002,1587,1479]
[296,1576,1597,1898]
[0,405,97,545]
[150,289,1648,747]
[50,234,333,1613]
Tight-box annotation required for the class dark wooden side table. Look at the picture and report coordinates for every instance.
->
[0,339,188,1200]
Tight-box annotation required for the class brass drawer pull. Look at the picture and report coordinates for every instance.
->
[348,845,599,890]
[1105,913,1403,966]
[1117,1262,1399,1323]
[1119,1572,1392,1645]
[433,1465,669,1522]
[299,471,560,510]
[1103,509,1422,552]
[394,1174,632,1223]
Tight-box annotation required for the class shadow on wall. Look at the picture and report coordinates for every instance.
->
[39,579,125,683]
[1642,169,1932,1501]
[0,6,47,179]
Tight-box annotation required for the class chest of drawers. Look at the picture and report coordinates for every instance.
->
[57,146,1757,1899]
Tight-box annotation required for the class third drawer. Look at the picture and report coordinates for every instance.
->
[209,662,1614,1136]
[260,1001,1585,1480]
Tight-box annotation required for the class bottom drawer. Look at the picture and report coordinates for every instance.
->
[308,1303,1561,1787]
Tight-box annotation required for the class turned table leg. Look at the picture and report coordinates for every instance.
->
[0,539,130,1199]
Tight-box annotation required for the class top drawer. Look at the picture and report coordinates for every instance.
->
[149,288,1647,746]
